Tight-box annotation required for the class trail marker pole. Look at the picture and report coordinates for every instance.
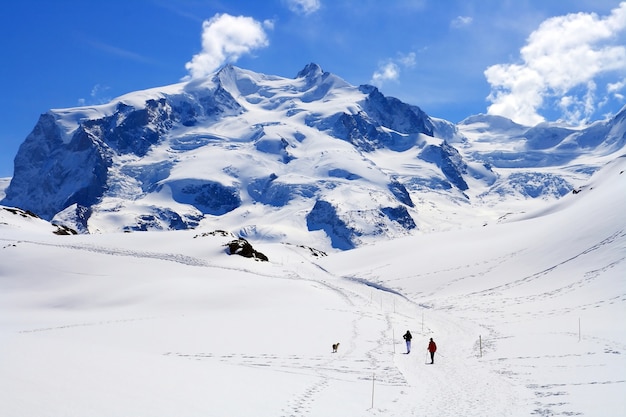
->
[371,372,375,409]
[479,335,482,358]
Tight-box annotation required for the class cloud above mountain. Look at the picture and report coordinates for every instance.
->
[185,13,272,79]
[371,52,417,86]
[485,2,626,126]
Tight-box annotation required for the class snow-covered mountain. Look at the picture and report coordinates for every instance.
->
[2,63,625,250]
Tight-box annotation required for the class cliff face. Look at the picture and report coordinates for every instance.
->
[4,112,110,219]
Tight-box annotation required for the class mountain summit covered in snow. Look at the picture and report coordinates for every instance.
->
[2,63,625,249]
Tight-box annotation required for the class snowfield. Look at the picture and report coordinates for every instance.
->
[1,155,625,416]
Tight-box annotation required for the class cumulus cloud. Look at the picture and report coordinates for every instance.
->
[185,14,271,79]
[372,62,400,85]
[284,0,321,15]
[485,2,626,125]
[371,52,417,87]
[608,79,626,100]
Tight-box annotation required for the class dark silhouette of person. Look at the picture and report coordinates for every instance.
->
[403,330,412,353]
[427,338,437,364]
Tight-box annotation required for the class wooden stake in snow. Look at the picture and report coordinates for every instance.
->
[371,372,375,409]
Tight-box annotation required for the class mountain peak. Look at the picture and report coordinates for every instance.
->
[459,113,525,129]
[296,63,324,79]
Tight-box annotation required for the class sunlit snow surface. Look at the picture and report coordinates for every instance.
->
[0,156,624,416]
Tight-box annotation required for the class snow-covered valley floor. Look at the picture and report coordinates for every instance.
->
[1,157,625,416]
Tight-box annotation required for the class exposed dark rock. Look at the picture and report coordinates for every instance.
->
[306,200,356,250]
[419,142,469,191]
[284,243,328,257]
[194,230,235,238]
[52,224,78,235]
[227,238,268,261]
[388,181,414,207]
[381,206,417,229]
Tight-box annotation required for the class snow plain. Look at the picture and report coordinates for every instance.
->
[1,155,625,416]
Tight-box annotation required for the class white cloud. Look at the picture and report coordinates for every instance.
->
[398,52,417,68]
[370,52,417,87]
[78,84,111,107]
[284,0,321,15]
[557,81,597,125]
[607,78,626,101]
[185,14,270,79]
[371,62,400,85]
[485,2,626,125]
[91,84,110,98]
[263,19,276,31]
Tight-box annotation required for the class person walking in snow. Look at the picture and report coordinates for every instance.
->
[427,338,437,364]
[403,330,412,354]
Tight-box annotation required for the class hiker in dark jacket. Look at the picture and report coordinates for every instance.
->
[403,330,412,354]
[427,338,437,364]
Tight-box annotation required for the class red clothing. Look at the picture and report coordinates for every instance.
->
[428,340,437,353]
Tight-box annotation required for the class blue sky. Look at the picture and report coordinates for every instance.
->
[1,0,625,177]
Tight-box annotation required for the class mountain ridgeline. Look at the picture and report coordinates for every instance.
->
[2,63,625,249]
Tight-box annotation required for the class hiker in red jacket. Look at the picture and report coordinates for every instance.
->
[427,338,437,364]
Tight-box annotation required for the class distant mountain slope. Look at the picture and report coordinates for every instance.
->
[2,64,625,250]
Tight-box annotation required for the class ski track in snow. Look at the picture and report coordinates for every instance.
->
[472,230,626,295]
[17,316,157,334]
[3,238,212,267]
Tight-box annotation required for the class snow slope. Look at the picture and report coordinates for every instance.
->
[0,156,624,416]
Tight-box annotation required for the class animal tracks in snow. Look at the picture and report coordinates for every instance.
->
[166,349,407,416]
